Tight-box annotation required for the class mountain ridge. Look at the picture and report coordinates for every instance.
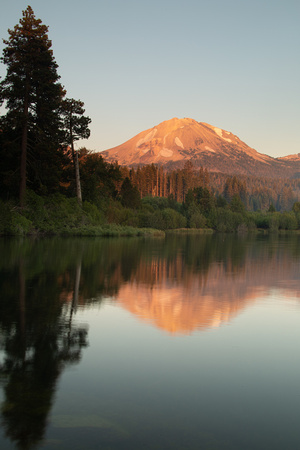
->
[101,118,300,178]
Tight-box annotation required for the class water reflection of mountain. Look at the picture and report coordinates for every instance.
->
[12,234,297,336]
[2,234,300,340]
[114,235,300,334]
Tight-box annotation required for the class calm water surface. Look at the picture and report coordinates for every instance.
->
[0,234,300,449]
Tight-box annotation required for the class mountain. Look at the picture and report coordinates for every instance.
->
[101,117,300,178]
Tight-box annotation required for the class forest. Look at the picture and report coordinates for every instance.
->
[1,6,300,236]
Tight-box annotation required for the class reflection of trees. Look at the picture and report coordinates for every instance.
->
[0,248,88,450]
[1,233,300,447]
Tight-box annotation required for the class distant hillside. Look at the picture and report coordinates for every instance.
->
[101,117,300,178]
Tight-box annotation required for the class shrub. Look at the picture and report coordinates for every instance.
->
[279,212,297,230]
[24,190,46,226]
[253,212,270,229]
[106,203,137,226]
[149,210,166,230]
[141,196,168,210]
[268,213,279,232]
[189,212,206,229]
[161,208,186,229]
[213,209,246,232]
[83,201,105,225]
[10,212,33,235]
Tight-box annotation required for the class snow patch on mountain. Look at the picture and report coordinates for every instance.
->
[213,127,232,143]
[160,148,173,157]
[163,133,170,145]
[175,137,184,148]
[136,128,157,148]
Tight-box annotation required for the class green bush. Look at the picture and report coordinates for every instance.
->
[253,212,270,229]
[24,190,46,226]
[278,212,297,230]
[161,208,186,229]
[119,208,140,227]
[82,201,105,225]
[212,209,246,232]
[268,213,280,232]
[106,203,138,226]
[10,212,33,235]
[137,208,186,230]
[149,210,166,229]
[189,212,206,229]
[141,196,182,213]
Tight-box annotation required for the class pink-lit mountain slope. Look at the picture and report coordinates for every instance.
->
[101,118,300,178]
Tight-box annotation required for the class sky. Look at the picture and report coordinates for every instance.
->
[0,0,299,158]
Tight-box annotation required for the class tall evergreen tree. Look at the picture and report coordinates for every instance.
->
[0,6,65,205]
[61,98,91,205]
[120,177,141,209]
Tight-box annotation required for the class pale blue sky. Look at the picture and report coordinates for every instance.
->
[1,0,299,157]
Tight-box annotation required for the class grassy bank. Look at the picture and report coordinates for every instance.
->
[1,191,300,237]
[0,194,165,237]
[166,228,214,234]
[60,224,165,237]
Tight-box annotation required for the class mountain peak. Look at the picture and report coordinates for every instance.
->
[101,117,299,178]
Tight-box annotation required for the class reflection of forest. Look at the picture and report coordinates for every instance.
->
[1,233,300,444]
[0,240,88,449]
[2,234,299,335]
[0,235,299,448]
[2,234,299,338]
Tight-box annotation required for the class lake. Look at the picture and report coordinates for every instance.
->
[0,233,300,449]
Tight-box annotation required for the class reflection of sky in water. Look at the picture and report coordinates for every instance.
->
[50,294,300,449]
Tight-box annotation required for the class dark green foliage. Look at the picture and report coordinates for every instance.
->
[230,194,246,213]
[78,151,122,205]
[60,98,91,144]
[188,212,206,229]
[141,196,181,212]
[253,212,270,229]
[1,187,300,236]
[120,177,141,208]
[185,187,216,215]
[183,187,216,228]
[82,201,105,225]
[0,6,66,203]
[216,195,228,208]
[209,209,244,232]
[136,208,186,230]
[268,203,276,213]
[292,201,300,213]
[250,210,298,231]
[106,201,139,226]
[161,208,187,229]
[278,212,298,230]
[60,98,91,204]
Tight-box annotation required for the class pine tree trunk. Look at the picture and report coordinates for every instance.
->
[19,80,29,208]
[74,150,82,205]
[70,134,82,205]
